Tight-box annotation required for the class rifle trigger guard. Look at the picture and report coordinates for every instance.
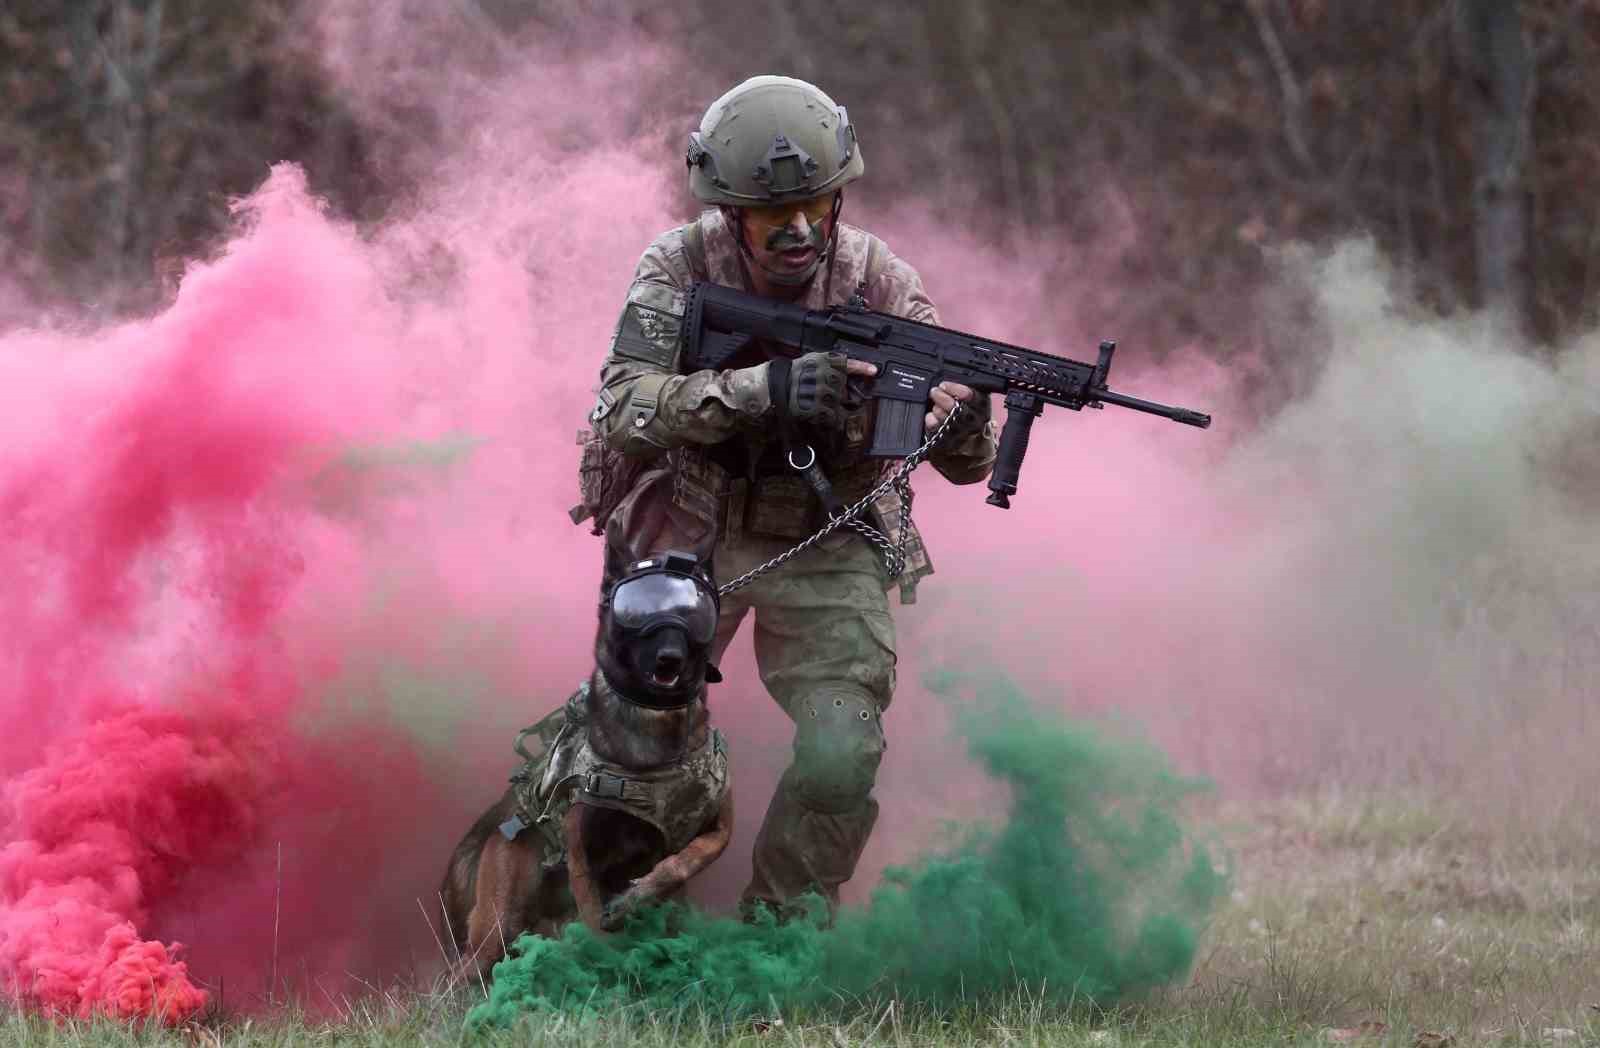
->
[787,445,817,471]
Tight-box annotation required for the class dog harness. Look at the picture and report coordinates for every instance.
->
[502,680,729,870]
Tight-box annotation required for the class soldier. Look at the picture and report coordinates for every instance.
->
[579,75,998,917]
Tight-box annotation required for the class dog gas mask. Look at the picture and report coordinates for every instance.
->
[596,551,723,708]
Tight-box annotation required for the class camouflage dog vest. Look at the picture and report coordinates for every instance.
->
[503,680,728,870]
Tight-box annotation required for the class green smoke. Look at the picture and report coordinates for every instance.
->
[468,669,1224,1030]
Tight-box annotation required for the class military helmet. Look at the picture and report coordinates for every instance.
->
[686,75,865,206]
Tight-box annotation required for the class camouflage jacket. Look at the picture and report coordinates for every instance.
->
[588,209,998,601]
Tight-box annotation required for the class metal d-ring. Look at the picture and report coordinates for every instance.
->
[787,444,817,471]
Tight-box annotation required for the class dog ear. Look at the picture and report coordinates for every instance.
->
[705,663,723,684]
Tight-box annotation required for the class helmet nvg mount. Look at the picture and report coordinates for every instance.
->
[686,75,865,206]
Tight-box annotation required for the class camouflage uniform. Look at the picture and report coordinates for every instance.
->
[587,207,997,910]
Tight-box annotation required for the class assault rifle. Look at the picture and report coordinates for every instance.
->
[682,281,1211,508]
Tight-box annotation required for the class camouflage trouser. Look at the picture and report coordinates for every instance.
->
[711,531,896,912]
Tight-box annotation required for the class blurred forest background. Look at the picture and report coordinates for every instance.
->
[2,0,1597,350]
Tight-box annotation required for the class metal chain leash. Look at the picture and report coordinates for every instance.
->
[716,402,965,597]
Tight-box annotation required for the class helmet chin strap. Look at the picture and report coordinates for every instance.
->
[724,193,844,298]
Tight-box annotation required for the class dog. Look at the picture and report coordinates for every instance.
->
[438,551,733,980]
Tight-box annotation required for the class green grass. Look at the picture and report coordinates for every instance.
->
[7,788,1599,1047]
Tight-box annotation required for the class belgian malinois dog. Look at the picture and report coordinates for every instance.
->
[438,552,733,981]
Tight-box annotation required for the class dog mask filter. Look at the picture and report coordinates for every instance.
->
[597,551,723,709]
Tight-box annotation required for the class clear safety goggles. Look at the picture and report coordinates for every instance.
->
[609,572,719,645]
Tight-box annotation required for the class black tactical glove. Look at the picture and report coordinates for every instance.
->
[767,351,849,430]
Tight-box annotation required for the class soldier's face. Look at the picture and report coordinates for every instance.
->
[741,195,834,280]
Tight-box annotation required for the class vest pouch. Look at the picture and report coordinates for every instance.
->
[669,446,732,533]
[572,427,649,537]
[744,472,818,541]
[868,483,934,604]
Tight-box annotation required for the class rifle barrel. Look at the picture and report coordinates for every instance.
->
[1096,389,1212,428]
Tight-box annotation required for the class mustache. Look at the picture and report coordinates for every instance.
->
[764,223,827,252]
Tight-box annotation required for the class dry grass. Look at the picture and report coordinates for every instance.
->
[5,786,1597,1047]
[1181,787,1600,1043]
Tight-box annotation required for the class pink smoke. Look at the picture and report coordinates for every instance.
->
[0,706,271,1020]
[4,3,1596,1023]
[0,139,671,1017]
[0,171,396,1019]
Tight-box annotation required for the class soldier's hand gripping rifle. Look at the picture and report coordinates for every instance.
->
[682,281,1212,508]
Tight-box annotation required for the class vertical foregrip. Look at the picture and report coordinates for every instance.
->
[985,392,1043,508]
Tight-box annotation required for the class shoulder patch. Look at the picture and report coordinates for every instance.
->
[609,280,686,368]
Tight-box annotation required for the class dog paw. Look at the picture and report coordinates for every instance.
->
[602,868,680,930]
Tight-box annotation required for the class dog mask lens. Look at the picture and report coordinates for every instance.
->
[609,574,718,645]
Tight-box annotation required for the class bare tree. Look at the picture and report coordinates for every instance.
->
[1453,0,1534,327]
[6,0,1600,347]
[0,0,376,320]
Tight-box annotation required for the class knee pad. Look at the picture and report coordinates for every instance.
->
[790,684,885,814]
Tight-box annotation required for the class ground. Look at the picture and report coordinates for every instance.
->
[7,787,1597,1047]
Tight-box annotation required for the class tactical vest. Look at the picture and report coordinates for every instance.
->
[504,680,729,869]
